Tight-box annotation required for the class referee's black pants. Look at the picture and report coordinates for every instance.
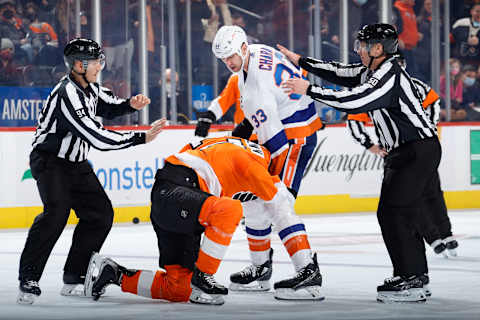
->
[19,150,114,282]
[419,171,453,244]
[377,137,441,277]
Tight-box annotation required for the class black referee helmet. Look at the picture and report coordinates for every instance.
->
[355,23,398,54]
[63,38,105,71]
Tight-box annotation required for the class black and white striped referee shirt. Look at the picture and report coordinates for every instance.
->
[32,74,145,162]
[299,56,437,152]
[346,76,441,150]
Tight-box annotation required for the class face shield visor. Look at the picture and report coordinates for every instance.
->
[353,40,372,54]
[87,52,106,70]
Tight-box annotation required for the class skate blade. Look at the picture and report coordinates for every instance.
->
[447,249,458,257]
[60,284,87,297]
[189,286,226,305]
[84,252,103,297]
[423,284,432,297]
[17,292,37,305]
[229,280,271,292]
[377,288,426,303]
[274,286,325,301]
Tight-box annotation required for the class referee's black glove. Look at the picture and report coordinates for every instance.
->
[195,110,216,137]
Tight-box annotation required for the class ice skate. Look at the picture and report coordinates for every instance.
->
[377,275,426,303]
[430,239,447,258]
[229,249,272,292]
[60,272,86,297]
[84,252,133,300]
[189,267,228,305]
[273,253,324,301]
[419,274,431,297]
[444,236,459,257]
[17,279,41,305]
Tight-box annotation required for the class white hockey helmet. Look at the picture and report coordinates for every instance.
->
[212,25,248,60]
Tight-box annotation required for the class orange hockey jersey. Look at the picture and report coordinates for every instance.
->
[165,137,280,202]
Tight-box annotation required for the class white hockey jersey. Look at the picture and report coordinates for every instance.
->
[210,44,322,175]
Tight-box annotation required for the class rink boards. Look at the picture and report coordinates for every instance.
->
[1,123,479,228]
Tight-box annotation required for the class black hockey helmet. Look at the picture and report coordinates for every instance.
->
[355,23,398,54]
[63,38,105,71]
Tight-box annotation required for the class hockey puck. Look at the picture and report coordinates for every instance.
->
[132,217,140,224]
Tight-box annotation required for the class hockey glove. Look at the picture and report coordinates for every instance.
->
[194,110,216,137]
[232,118,254,140]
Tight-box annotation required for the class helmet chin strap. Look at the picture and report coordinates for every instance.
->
[367,46,384,70]
[71,60,90,84]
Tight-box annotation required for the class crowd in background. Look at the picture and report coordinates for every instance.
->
[1,0,480,123]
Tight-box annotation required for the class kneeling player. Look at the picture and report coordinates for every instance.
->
[85,137,324,304]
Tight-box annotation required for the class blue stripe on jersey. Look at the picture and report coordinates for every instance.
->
[291,133,317,193]
[278,224,306,240]
[264,131,288,154]
[246,226,272,237]
[281,102,316,124]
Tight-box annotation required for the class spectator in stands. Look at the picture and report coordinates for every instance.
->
[440,58,467,121]
[451,3,480,66]
[416,0,435,82]
[0,37,22,86]
[102,0,134,82]
[150,68,188,124]
[232,13,258,44]
[177,0,216,85]
[24,1,60,66]
[461,64,480,120]
[0,0,30,63]
[393,0,420,77]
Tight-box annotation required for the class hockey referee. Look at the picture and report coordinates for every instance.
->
[278,24,440,303]
[17,38,166,305]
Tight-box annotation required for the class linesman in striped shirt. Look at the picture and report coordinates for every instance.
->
[17,38,166,305]
[347,52,458,262]
[279,24,441,303]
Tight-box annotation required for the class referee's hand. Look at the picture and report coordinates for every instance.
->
[276,44,301,66]
[130,94,151,110]
[368,145,388,158]
[146,118,168,143]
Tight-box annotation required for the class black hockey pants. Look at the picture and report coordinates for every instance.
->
[19,150,113,281]
[377,137,441,277]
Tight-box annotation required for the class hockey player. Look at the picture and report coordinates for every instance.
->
[197,25,324,292]
[346,52,458,261]
[84,137,324,305]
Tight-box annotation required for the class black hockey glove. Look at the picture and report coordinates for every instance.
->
[232,118,254,140]
[194,110,216,137]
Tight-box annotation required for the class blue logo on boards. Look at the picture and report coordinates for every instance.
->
[90,158,162,191]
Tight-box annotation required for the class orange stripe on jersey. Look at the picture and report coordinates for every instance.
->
[422,89,440,109]
[284,234,311,257]
[283,138,304,188]
[248,238,271,252]
[121,270,141,295]
[284,117,323,140]
[347,113,371,123]
[269,148,289,176]
[196,250,222,275]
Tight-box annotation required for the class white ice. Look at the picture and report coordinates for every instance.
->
[1,211,479,320]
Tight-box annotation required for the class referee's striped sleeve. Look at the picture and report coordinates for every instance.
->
[96,85,136,120]
[306,64,395,114]
[60,83,145,151]
[347,119,374,149]
[299,57,366,88]
[412,78,441,127]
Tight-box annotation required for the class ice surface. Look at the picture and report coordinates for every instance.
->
[1,211,479,320]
